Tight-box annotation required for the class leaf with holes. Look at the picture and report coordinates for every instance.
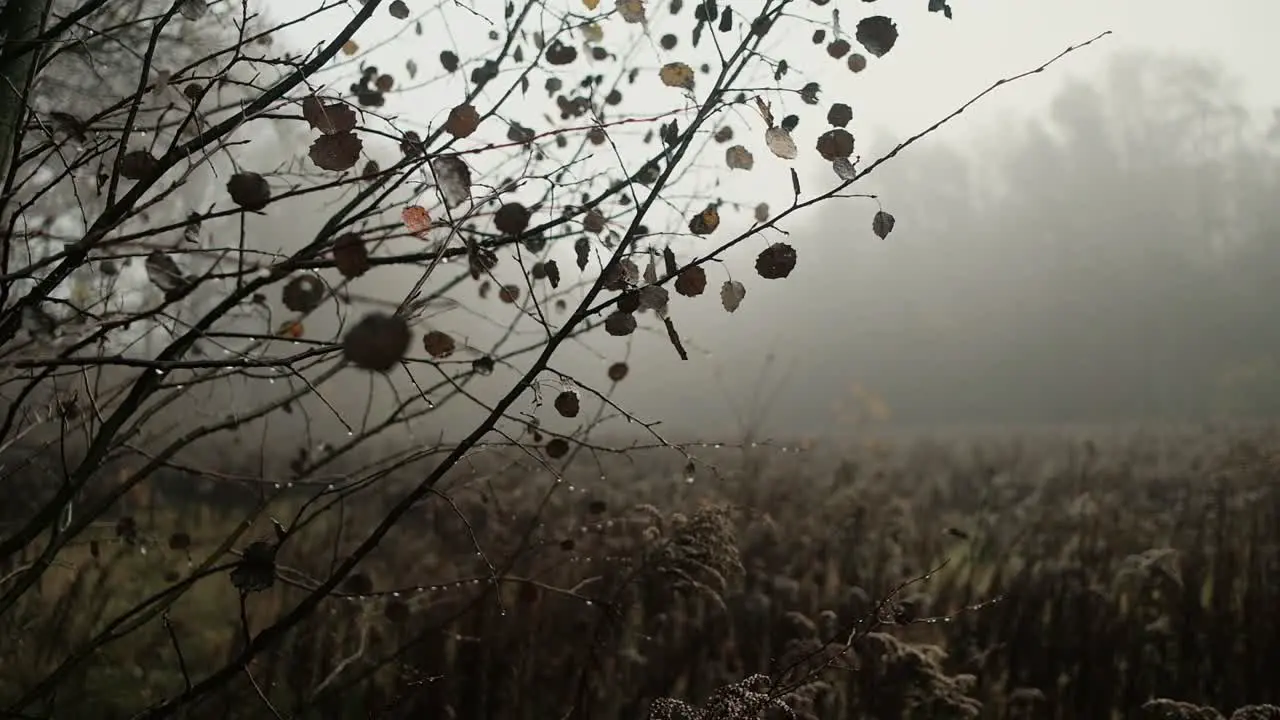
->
[282,275,325,312]
[422,330,456,358]
[765,127,797,159]
[431,155,472,208]
[309,132,362,171]
[554,390,580,418]
[856,16,897,57]
[545,41,578,65]
[799,82,821,105]
[333,233,370,278]
[755,243,797,279]
[402,205,431,236]
[605,311,637,336]
[659,62,695,90]
[444,103,480,138]
[720,280,746,312]
[726,145,754,170]
[343,313,411,372]
[688,206,719,235]
[872,210,895,239]
[674,266,707,297]
[226,172,271,211]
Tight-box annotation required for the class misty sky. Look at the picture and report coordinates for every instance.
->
[218,0,1275,444]
[34,0,1278,455]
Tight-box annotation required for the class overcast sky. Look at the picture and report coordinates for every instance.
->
[233,1,1280,444]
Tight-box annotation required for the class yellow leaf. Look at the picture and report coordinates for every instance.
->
[659,62,694,90]
[583,0,600,9]
[616,0,646,22]
[341,40,359,56]
[687,206,719,235]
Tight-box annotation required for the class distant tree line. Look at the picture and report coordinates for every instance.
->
[813,51,1280,426]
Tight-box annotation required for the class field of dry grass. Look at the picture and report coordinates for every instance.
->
[3,426,1280,719]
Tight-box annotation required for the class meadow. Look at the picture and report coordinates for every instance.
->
[3,425,1280,719]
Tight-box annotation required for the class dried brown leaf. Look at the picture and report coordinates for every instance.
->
[342,313,411,372]
[226,172,271,211]
[495,202,531,234]
[422,330,456,358]
[282,275,325,312]
[755,243,797,279]
[688,206,720,235]
[608,362,629,381]
[554,390,581,418]
[659,62,695,90]
[445,103,481,138]
[309,131,363,171]
[332,233,370,278]
[605,311,637,336]
[720,279,746,312]
[674,265,707,297]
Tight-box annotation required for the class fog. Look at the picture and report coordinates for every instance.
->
[25,1,1280,458]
